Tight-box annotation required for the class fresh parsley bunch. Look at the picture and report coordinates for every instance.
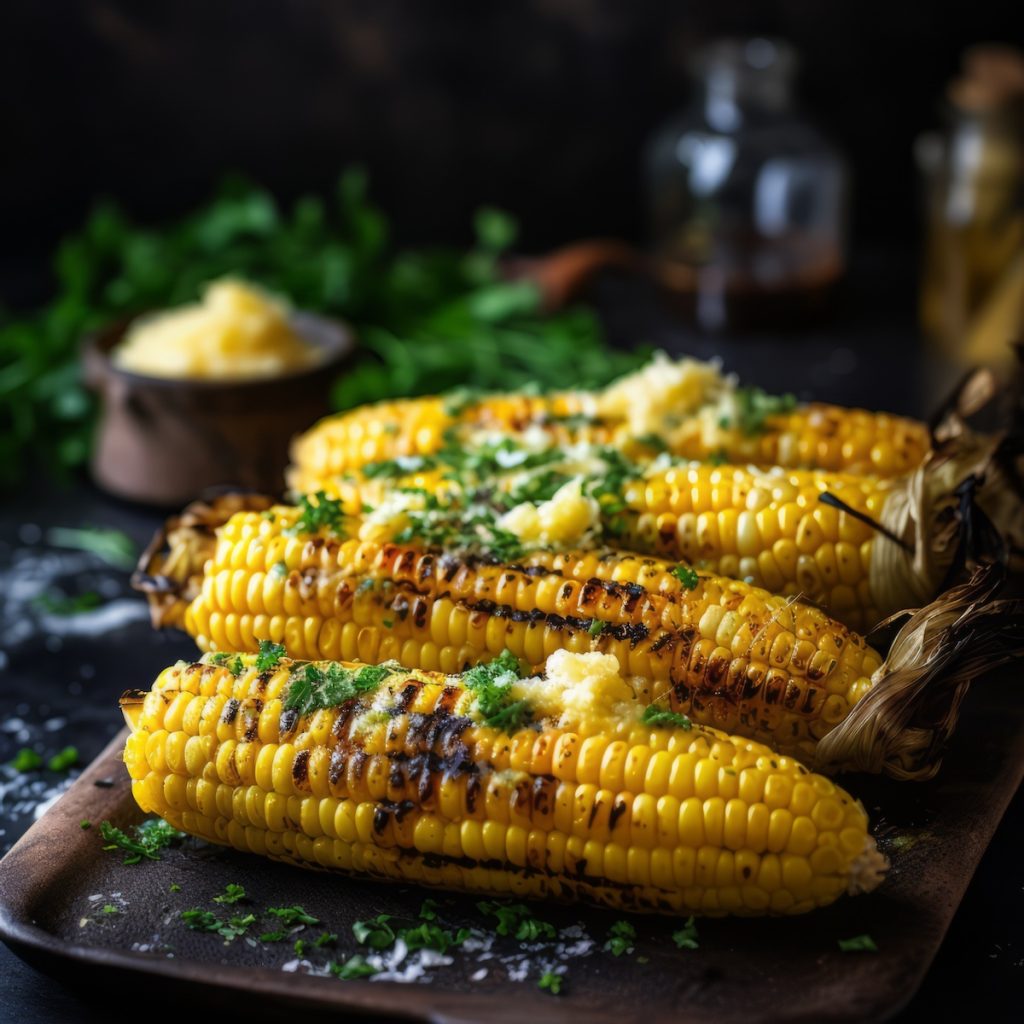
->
[0,169,645,488]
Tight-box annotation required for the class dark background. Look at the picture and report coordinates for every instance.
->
[2,0,1023,305]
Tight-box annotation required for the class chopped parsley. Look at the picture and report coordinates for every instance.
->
[419,898,439,921]
[181,909,256,941]
[212,883,246,905]
[8,748,42,772]
[394,490,526,562]
[314,931,338,948]
[208,652,244,674]
[722,388,798,436]
[633,432,667,452]
[399,921,470,954]
[80,820,92,830]
[476,901,555,942]
[100,904,119,915]
[352,914,396,950]
[640,705,693,731]
[283,661,399,717]
[442,387,487,417]
[362,454,438,479]
[672,916,699,949]
[287,490,345,536]
[258,929,290,943]
[293,939,307,957]
[603,920,636,956]
[47,746,78,771]
[538,971,563,995]
[46,526,137,570]
[34,590,102,615]
[671,565,700,590]
[330,955,378,979]
[170,883,181,893]
[461,651,532,732]
[254,639,287,672]
[838,934,878,953]
[588,619,605,636]
[99,818,183,864]
[266,905,319,927]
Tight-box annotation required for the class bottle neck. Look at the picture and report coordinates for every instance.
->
[693,39,796,131]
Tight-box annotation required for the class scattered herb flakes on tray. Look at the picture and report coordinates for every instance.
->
[0,169,645,488]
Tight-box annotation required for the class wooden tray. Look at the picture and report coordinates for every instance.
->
[2,677,1023,1024]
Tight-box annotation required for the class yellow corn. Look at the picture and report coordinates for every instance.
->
[150,506,884,768]
[121,654,886,916]
[293,461,896,632]
[290,394,928,489]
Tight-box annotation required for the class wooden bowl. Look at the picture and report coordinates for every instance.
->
[82,311,356,506]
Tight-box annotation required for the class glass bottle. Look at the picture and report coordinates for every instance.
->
[645,38,848,332]
[918,46,1024,369]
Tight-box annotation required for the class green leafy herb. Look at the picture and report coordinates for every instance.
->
[8,748,42,772]
[181,909,255,941]
[476,901,555,942]
[671,565,700,590]
[314,931,338,948]
[47,746,78,771]
[284,661,399,717]
[353,914,396,950]
[266,905,319,927]
[80,820,92,830]
[461,650,532,732]
[1,170,646,490]
[672,916,699,950]
[46,526,137,570]
[588,619,605,636]
[258,929,290,942]
[330,955,378,980]
[101,904,119,915]
[398,921,470,954]
[603,920,636,956]
[255,639,287,672]
[286,491,345,537]
[419,898,439,921]
[293,939,307,957]
[838,934,878,953]
[212,883,246,905]
[538,971,563,995]
[640,706,693,731]
[726,388,798,436]
[34,591,102,615]
[633,432,667,452]
[170,883,181,893]
[99,818,183,864]
[269,560,288,580]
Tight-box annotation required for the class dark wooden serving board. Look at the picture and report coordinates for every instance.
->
[2,676,1023,1024]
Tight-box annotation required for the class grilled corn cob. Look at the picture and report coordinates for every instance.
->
[287,427,1023,632]
[136,500,883,768]
[290,355,930,487]
[121,650,887,915]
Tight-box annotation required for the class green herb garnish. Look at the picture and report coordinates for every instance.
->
[47,746,78,772]
[287,491,345,537]
[398,921,470,954]
[330,955,378,979]
[838,934,878,953]
[353,914,396,950]
[640,706,693,730]
[101,904,119,915]
[726,388,798,436]
[80,820,92,830]
[314,931,337,948]
[284,661,399,717]
[672,916,699,949]
[538,971,563,995]
[46,526,137,570]
[266,905,319,927]
[212,883,246,905]
[34,591,102,615]
[671,565,700,590]
[603,920,636,956]
[99,818,183,864]
[8,748,42,772]
[255,639,287,672]
[461,651,532,732]
[181,909,255,941]
[476,901,555,942]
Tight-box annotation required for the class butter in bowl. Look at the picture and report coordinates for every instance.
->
[83,278,355,506]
